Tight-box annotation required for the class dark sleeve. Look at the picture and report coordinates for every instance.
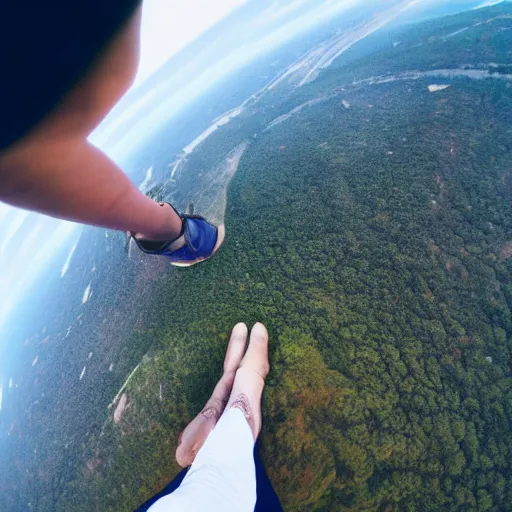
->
[0,1,141,150]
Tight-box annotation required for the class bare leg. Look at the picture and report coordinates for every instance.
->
[149,324,269,512]
[176,323,269,469]
[0,7,182,241]
[176,323,248,467]
[226,323,270,439]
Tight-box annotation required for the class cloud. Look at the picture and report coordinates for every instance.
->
[135,0,248,86]
[0,213,80,335]
[93,0,382,160]
[472,0,505,7]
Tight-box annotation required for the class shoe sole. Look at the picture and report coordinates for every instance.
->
[171,224,226,268]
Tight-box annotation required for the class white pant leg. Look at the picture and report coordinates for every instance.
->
[148,408,256,512]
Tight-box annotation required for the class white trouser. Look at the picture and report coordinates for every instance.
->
[148,408,256,512]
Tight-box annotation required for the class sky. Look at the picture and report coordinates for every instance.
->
[135,0,248,86]
[90,0,383,158]
[474,0,506,6]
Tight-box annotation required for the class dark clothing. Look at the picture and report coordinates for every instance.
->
[0,1,141,150]
[136,448,283,512]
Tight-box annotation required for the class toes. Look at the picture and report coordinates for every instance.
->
[224,322,248,373]
[251,322,268,343]
[240,323,270,379]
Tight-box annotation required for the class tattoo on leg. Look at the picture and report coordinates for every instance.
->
[201,407,219,420]
[229,393,252,420]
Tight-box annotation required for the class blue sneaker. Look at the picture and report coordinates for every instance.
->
[133,207,225,267]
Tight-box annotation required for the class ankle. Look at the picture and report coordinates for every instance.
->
[229,392,261,439]
[136,202,183,241]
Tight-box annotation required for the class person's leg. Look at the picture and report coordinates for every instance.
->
[176,323,249,467]
[0,138,183,240]
[136,324,249,511]
[0,7,181,241]
[254,446,284,511]
[224,323,269,440]
[148,408,256,512]
[146,324,270,512]
[138,446,283,512]
[136,468,189,512]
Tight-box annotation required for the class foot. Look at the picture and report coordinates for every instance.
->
[176,323,248,467]
[133,203,225,267]
[226,323,270,440]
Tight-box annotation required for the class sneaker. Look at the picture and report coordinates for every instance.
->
[133,206,225,267]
